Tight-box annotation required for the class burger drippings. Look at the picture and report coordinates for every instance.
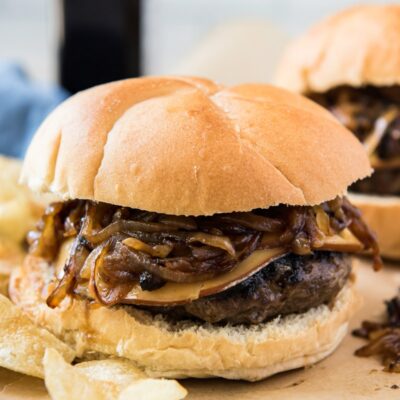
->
[353,291,400,373]
[27,197,381,308]
[309,85,400,195]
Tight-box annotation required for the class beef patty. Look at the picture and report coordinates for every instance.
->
[142,251,351,325]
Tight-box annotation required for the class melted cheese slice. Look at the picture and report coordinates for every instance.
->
[123,246,287,305]
[318,228,364,253]
[55,228,364,306]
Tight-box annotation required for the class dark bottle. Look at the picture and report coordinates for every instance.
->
[60,0,142,94]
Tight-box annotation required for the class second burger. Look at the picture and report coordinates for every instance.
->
[276,4,400,259]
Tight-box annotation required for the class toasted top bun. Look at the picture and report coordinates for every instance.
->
[21,76,371,215]
[275,5,400,93]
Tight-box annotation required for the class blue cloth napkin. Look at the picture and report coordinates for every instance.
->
[0,62,68,158]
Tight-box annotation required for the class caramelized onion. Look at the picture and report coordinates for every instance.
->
[314,205,331,236]
[84,220,179,244]
[353,292,400,372]
[279,208,310,254]
[63,201,85,237]
[191,246,224,260]
[292,236,312,255]
[46,269,74,308]
[46,237,89,307]
[187,233,236,257]
[158,215,197,230]
[122,237,172,258]
[342,197,383,271]
[260,232,282,248]
[28,202,64,260]
[326,199,347,230]
[111,243,225,283]
[94,280,134,307]
[304,210,325,248]
[80,201,104,238]
[88,241,113,303]
[80,243,107,280]
[87,240,135,306]
[218,212,283,232]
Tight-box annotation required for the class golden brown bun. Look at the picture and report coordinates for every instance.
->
[275,5,400,93]
[20,76,371,215]
[9,255,360,381]
[349,193,400,260]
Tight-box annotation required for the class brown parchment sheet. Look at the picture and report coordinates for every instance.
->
[0,257,399,400]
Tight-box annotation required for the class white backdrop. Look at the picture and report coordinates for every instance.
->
[0,0,58,82]
[143,0,399,84]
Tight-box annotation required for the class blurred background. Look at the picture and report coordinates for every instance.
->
[0,0,396,158]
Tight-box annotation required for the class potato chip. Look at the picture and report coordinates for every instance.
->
[44,349,110,400]
[119,379,188,400]
[0,237,24,296]
[0,156,53,295]
[44,349,187,400]
[0,294,75,378]
[76,358,145,385]
[0,156,45,242]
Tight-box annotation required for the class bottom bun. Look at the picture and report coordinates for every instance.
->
[9,255,360,381]
[349,193,400,260]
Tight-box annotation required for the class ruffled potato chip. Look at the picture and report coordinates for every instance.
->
[0,294,75,378]
[0,156,55,298]
[44,349,109,400]
[0,156,46,243]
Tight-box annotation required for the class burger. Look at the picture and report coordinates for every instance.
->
[275,4,400,259]
[10,76,381,381]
